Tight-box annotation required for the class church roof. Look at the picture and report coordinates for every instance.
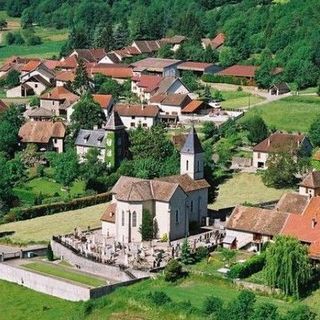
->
[105,111,125,131]
[180,126,203,154]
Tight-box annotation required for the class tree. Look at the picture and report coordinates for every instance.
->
[181,71,199,92]
[157,44,173,59]
[255,60,274,89]
[226,290,255,320]
[72,59,90,94]
[71,94,106,132]
[241,115,268,144]
[47,243,54,261]
[180,238,194,265]
[219,47,238,67]
[5,69,20,88]
[139,209,154,241]
[0,18,7,30]
[201,121,218,140]
[262,152,298,188]
[308,116,320,147]
[202,85,212,102]
[113,21,129,49]
[202,295,223,316]
[0,154,14,216]
[94,23,114,51]
[219,247,236,267]
[265,236,311,298]
[164,259,182,282]
[53,150,79,187]
[5,156,27,186]
[250,303,280,320]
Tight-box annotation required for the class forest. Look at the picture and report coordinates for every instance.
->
[1,0,320,87]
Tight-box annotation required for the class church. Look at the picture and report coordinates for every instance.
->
[100,126,210,243]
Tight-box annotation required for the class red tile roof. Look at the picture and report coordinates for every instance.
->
[218,65,257,78]
[182,100,204,113]
[132,75,163,93]
[101,203,116,223]
[21,60,41,72]
[253,133,306,153]
[89,65,133,79]
[59,55,78,69]
[300,171,320,189]
[212,33,225,48]
[43,60,60,70]
[40,87,79,104]
[115,104,159,117]
[55,71,75,82]
[92,94,113,109]
[177,61,214,71]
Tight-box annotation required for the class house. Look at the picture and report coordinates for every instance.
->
[7,63,55,98]
[150,93,191,116]
[252,132,312,169]
[201,33,225,50]
[181,100,213,115]
[131,40,162,55]
[131,58,182,77]
[177,62,221,76]
[19,121,66,153]
[87,63,133,83]
[114,103,159,128]
[223,205,289,250]
[75,111,128,167]
[93,94,114,118]
[69,49,107,63]
[131,75,190,102]
[269,82,290,96]
[160,35,186,52]
[217,65,257,85]
[40,86,79,118]
[26,107,53,121]
[58,55,78,71]
[0,56,29,78]
[55,71,75,87]
[299,171,320,198]
[100,127,210,242]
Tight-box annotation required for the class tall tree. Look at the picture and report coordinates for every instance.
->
[71,94,106,132]
[265,236,311,298]
[180,238,194,265]
[139,209,154,241]
[72,59,90,95]
[308,116,320,147]
[94,23,114,51]
[241,115,268,144]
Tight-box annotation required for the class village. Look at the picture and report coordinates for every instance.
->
[0,0,320,319]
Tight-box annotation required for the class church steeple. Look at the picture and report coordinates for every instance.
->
[180,126,204,180]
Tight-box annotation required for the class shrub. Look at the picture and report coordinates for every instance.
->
[25,35,42,46]
[164,259,183,282]
[160,233,168,242]
[36,165,45,177]
[195,246,208,262]
[202,295,223,316]
[228,253,266,279]
[148,291,171,305]
[47,243,54,261]
[6,191,112,221]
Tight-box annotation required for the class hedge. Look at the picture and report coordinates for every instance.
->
[5,192,112,222]
[202,74,250,86]
[227,252,266,279]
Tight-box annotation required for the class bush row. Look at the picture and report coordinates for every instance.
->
[227,252,266,279]
[202,74,250,86]
[4,192,112,222]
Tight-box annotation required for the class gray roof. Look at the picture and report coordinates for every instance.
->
[27,107,53,118]
[75,129,107,148]
[105,111,125,131]
[181,126,203,154]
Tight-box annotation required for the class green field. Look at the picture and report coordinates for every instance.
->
[210,173,293,210]
[23,261,106,287]
[13,177,86,206]
[0,11,67,64]
[242,95,320,133]
[0,203,107,244]
[218,90,265,110]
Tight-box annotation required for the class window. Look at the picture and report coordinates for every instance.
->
[131,116,135,119]
[132,211,137,227]
[143,123,147,127]
[257,152,261,159]
[144,117,147,120]
[53,138,57,144]
[52,101,55,105]
[35,84,38,88]
[130,122,135,127]
[175,210,179,224]
[121,210,125,226]
[118,138,122,146]
[190,201,193,213]
[186,160,189,171]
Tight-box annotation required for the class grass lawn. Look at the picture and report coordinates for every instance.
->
[0,279,79,320]
[23,261,106,287]
[212,90,265,110]
[210,172,293,210]
[0,203,107,244]
[13,177,85,206]
[242,95,320,133]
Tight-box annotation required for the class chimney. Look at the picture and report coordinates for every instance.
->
[312,218,317,229]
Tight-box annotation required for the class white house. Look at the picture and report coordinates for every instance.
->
[252,132,312,169]
[101,127,210,243]
[114,103,160,128]
[150,93,191,116]
[299,171,320,198]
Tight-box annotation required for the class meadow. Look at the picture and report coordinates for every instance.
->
[242,95,320,133]
[219,90,265,110]
[0,203,106,244]
[210,172,293,210]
